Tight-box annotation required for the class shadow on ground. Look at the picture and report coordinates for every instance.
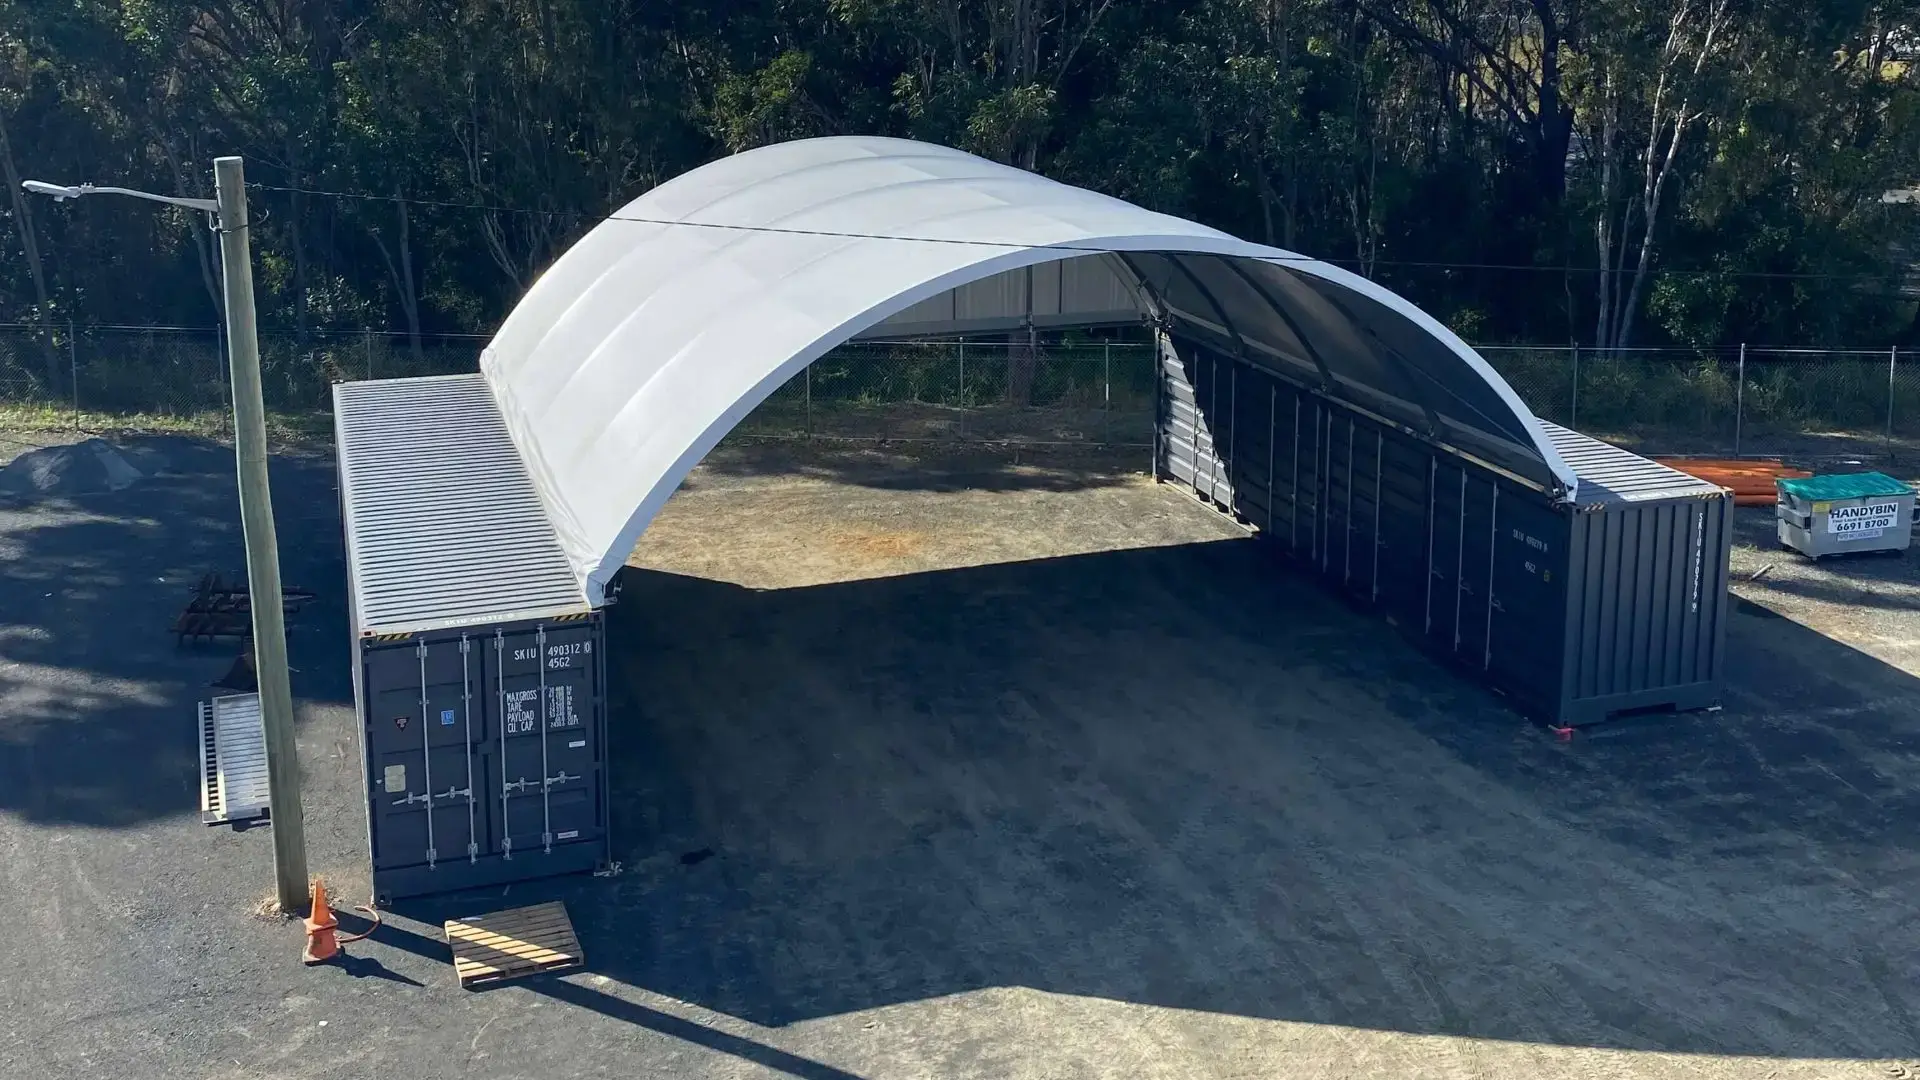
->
[1728,503,1920,612]
[385,538,1920,1063]
[7,429,1918,1068]
[0,435,352,828]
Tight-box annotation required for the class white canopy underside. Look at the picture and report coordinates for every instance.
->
[481,136,1575,603]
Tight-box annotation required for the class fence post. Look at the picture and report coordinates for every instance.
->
[1734,343,1746,457]
[1889,345,1899,463]
[957,339,966,440]
[365,328,374,381]
[804,363,812,438]
[68,321,77,430]
[1103,341,1112,446]
[1569,344,1579,429]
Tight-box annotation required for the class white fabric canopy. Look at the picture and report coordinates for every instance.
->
[482,136,1574,603]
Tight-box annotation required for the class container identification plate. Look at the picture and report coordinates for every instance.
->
[384,764,407,793]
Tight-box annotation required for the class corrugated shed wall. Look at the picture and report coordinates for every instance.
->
[855,255,1143,338]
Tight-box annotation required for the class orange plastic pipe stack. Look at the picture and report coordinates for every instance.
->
[1652,458,1812,507]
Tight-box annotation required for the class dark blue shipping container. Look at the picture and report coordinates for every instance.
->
[1158,338,1732,726]
[336,375,611,902]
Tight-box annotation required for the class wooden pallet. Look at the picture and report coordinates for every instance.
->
[445,901,583,989]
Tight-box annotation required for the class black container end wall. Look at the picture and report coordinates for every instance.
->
[1157,336,1732,727]
[1557,472,1733,725]
[354,614,611,904]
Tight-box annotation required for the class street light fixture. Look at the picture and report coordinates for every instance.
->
[22,180,219,212]
[22,159,309,915]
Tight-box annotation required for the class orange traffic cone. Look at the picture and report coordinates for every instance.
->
[302,879,341,965]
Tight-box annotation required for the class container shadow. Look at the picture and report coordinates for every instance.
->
[359,913,870,1079]
[499,539,1920,1060]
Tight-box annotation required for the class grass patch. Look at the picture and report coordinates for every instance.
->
[0,402,335,449]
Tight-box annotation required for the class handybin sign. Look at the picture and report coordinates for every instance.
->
[1827,501,1900,541]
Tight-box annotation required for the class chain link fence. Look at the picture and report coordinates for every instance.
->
[0,326,1162,448]
[735,339,1159,445]
[2,324,1916,463]
[1479,345,1916,463]
[0,324,485,441]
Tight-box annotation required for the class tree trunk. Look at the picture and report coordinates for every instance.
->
[287,143,311,342]
[158,137,224,322]
[1006,330,1037,406]
[395,191,423,363]
[1592,76,1618,352]
[1612,0,1730,351]
[1257,167,1277,246]
[1531,0,1573,206]
[0,109,61,388]
[1614,110,1690,352]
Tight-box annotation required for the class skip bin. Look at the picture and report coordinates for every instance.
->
[1161,338,1732,727]
[1776,472,1915,558]
[335,374,611,903]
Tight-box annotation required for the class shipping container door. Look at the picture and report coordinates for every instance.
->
[490,624,605,859]
[364,636,489,872]
[1425,459,1465,648]
[1324,413,1364,594]
[1188,348,1221,506]
[1453,476,1497,666]
[1373,432,1430,626]
[1233,370,1275,532]
[1210,356,1237,510]
[1159,345,1220,500]
[1305,402,1326,568]
[1274,388,1308,555]
[1486,493,1569,710]
[1349,427,1384,603]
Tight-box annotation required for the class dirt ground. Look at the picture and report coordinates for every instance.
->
[1,436,1918,1079]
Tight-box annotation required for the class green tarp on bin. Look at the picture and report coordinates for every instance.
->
[1777,472,1915,502]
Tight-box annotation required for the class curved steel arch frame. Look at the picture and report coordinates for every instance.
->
[481,136,1574,604]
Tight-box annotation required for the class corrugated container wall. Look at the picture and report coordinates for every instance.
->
[335,375,611,902]
[1157,338,1731,726]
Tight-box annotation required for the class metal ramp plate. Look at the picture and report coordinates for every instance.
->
[198,692,270,825]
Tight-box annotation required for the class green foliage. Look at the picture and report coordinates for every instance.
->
[0,0,1911,351]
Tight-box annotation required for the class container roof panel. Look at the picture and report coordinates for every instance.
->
[1539,421,1725,505]
[334,374,590,635]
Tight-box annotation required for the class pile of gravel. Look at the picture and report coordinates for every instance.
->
[0,438,147,496]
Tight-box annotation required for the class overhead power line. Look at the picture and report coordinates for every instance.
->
[247,181,1325,261]
[247,181,1907,284]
